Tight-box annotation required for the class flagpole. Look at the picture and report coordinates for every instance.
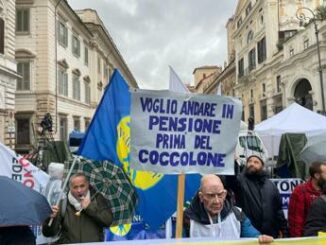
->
[175,173,185,238]
[48,155,80,226]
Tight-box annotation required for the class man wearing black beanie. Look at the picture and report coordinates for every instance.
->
[232,155,288,238]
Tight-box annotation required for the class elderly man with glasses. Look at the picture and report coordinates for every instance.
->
[184,174,273,243]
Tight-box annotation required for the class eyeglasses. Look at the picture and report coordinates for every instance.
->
[202,190,227,200]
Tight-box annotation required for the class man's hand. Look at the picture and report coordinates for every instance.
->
[81,195,91,209]
[258,234,274,244]
[50,205,59,218]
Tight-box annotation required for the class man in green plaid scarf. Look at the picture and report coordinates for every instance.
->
[42,173,113,244]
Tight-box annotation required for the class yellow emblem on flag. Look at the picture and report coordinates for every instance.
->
[117,116,163,190]
[110,224,132,236]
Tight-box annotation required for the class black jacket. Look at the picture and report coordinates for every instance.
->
[304,195,326,236]
[0,226,36,245]
[233,171,288,238]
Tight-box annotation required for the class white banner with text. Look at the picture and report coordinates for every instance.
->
[130,90,242,174]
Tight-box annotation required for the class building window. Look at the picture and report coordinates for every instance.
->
[237,17,242,29]
[0,18,4,54]
[84,81,90,104]
[16,117,30,144]
[260,102,267,121]
[250,89,254,99]
[16,9,30,33]
[246,2,252,16]
[59,115,67,141]
[58,68,68,96]
[247,30,254,44]
[85,118,90,130]
[262,83,266,93]
[104,64,109,81]
[289,48,294,56]
[249,104,255,121]
[97,81,103,100]
[72,74,80,100]
[73,117,80,131]
[304,39,309,49]
[98,56,101,74]
[284,30,296,39]
[276,75,281,93]
[274,106,283,114]
[84,46,88,65]
[248,48,256,71]
[238,58,244,78]
[58,21,68,47]
[72,35,80,57]
[257,37,266,63]
[17,62,30,90]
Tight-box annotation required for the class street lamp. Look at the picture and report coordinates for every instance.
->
[296,7,326,114]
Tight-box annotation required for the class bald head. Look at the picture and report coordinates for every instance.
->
[199,174,226,216]
[200,174,224,192]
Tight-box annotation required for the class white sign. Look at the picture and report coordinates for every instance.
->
[271,178,304,219]
[130,90,242,174]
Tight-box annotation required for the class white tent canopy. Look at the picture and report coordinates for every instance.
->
[255,103,326,157]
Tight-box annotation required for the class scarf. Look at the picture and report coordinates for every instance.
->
[68,190,90,211]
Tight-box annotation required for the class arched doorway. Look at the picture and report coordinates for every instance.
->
[294,79,313,110]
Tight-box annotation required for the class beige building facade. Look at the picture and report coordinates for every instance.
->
[15,0,137,153]
[0,0,18,147]
[231,0,324,124]
[204,17,236,98]
[192,65,221,93]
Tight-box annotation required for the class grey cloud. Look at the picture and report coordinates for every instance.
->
[68,0,237,89]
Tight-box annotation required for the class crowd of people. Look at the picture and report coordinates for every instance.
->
[183,157,326,243]
[39,155,326,244]
[2,156,326,244]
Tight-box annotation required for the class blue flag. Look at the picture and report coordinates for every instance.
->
[78,69,130,161]
[78,69,200,230]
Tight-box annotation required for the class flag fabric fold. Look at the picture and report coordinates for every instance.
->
[78,69,130,161]
[78,69,199,230]
[169,66,190,93]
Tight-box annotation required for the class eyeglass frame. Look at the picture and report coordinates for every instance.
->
[199,189,227,200]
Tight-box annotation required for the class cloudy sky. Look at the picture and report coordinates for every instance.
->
[68,0,238,89]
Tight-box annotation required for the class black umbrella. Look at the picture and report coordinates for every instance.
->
[0,176,52,226]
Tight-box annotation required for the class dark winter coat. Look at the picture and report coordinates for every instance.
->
[42,187,112,244]
[304,195,326,236]
[0,226,36,245]
[234,171,288,238]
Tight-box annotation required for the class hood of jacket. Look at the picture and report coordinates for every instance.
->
[184,192,233,225]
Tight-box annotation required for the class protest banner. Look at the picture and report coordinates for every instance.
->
[130,89,242,174]
[0,142,49,192]
[0,141,52,244]
[271,178,304,219]
[69,236,326,244]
